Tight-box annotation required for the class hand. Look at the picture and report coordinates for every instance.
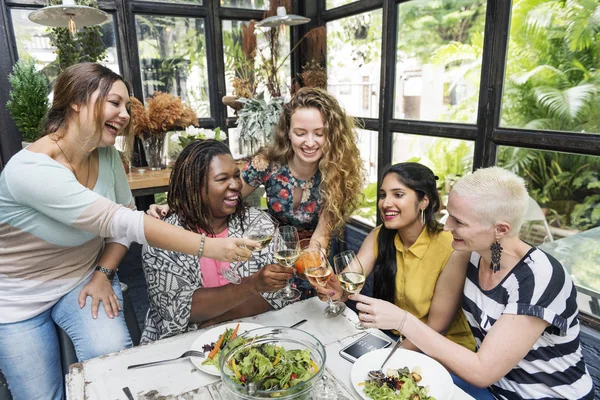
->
[78,272,121,319]
[249,264,294,293]
[146,204,170,219]
[203,237,258,263]
[314,273,344,302]
[350,294,407,331]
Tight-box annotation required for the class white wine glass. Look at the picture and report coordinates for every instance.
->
[302,244,346,318]
[333,250,366,330]
[219,210,278,284]
[274,226,301,301]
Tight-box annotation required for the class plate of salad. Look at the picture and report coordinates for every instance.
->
[190,322,263,376]
[350,348,453,400]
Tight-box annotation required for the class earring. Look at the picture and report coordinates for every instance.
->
[490,240,503,273]
[420,209,425,225]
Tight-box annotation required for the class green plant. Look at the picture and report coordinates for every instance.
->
[354,182,378,225]
[176,127,226,148]
[425,139,473,196]
[236,94,284,152]
[6,59,50,142]
[46,0,107,74]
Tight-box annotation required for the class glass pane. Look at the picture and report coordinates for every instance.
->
[496,146,600,314]
[392,133,474,206]
[221,0,267,9]
[501,0,600,134]
[327,9,382,118]
[353,129,379,226]
[135,15,210,117]
[221,20,291,117]
[144,0,201,3]
[10,8,119,80]
[394,0,486,123]
[326,0,359,9]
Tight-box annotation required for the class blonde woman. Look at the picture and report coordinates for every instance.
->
[352,167,594,399]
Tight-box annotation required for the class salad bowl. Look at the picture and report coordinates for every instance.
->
[219,326,326,399]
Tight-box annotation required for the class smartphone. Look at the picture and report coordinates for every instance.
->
[339,333,393,363]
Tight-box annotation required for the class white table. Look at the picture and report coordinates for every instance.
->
[66,298,474,399]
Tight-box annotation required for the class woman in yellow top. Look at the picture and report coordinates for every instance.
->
[327,162,475,351]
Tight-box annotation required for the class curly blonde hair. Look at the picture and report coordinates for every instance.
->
[259,87,365,235]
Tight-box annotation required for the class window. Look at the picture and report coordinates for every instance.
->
[221,0,268,9]
[327,9,382,119]
[326,0,359,10]
[135,15,210,117]
[500,0,600,135]
[496,146,600,316]
[394,0,486,123]
[353,129,379,226]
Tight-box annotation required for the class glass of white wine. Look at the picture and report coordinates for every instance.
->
[274,226,301,301]
[333,250,366,330]
[219,210,278,284]
[303,245,346,318]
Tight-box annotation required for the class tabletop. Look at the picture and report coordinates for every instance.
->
[66,298,474,400]
[126,168,171,197]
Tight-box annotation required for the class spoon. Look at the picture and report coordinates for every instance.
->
[368,336,404,380]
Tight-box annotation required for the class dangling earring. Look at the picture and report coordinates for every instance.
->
[420,209,425,225]
[490,240,503,273]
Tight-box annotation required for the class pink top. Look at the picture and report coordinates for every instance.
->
[199,227,231,288]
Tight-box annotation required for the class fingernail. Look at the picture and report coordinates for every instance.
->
[329,291,335,296]
[93,314,97,319]
[162,212,166,216]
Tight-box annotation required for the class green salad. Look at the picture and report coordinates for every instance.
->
[202,325,245,370]
[362,367,434,400]
[227,342,319,391]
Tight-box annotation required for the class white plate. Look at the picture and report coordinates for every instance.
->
[190,322,263,376]
[350,348,453,400]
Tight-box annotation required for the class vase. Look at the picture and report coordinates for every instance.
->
[141,132,167,170]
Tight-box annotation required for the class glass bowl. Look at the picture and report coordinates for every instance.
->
[219,326,326,399]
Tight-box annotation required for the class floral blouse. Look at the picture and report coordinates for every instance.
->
[242,155,322,233]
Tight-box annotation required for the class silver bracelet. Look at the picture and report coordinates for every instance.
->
[197,233,206,258]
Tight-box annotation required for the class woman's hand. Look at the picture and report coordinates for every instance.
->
[203,237,259,263]
[314,273,345,302]
[146,204,170,219]
[78,272,121,319]
[350,294,407,331]
[249,264,293,293]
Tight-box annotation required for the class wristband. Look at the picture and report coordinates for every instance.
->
[95,266,116,280]
[397,309,408,332]
[197,233,206,258]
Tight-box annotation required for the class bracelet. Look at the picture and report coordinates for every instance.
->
[197,233,206,258]
[397,310,408,332]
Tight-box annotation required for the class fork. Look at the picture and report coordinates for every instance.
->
[127,350,206,369]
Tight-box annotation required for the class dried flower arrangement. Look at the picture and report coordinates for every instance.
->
[129,92,198,138]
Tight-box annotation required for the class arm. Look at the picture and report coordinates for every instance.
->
[310,212,332,250]
[402,250,470,351]
[352,294,549,387]
[78,242,128,319]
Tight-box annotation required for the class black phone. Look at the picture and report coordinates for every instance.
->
[339,333,393,363]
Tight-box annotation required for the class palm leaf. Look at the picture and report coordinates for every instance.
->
[565,0,600,52]
[533,83,596,121]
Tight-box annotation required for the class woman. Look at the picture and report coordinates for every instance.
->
[352,167,594,399]
[149,87,365,249]
[0,63,257,400]
[142,140,293,342]
[321,162,475,351]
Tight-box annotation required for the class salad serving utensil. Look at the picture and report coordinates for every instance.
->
[127,350,205,369]
[368,336,404,380]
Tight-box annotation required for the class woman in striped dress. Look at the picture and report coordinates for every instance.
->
[352,166,594,399]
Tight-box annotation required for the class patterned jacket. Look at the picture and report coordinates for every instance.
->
[141,208,286,342]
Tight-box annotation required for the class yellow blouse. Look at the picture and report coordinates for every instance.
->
[373,226,476,351]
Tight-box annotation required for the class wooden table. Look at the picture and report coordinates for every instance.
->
[66,298,473,400]
[126,168,171,197]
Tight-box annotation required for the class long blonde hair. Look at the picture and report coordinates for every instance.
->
[259,87,365,235]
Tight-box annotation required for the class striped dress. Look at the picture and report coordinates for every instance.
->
[462,248,594,399]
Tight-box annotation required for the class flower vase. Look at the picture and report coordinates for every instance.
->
[141,132,167,170]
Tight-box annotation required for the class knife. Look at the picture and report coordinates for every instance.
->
[122,387,134,400]
[289,319,307,328]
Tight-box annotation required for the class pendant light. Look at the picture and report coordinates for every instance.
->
[255,4,310,28]
[29,0,108,38]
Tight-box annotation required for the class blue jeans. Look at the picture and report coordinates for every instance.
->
[0,275,132,400]
[451,374,495,399]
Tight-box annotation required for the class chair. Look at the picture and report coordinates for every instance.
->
[0,370,11,400]
[523,195,554,243]
[57,282,141,377]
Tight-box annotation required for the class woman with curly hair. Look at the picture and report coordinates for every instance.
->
[149,88,365,248]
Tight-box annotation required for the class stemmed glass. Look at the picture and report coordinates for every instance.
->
[274,226,301,301]
[219,210,278,284]
[333,250,366,330]
[301,243,346,317]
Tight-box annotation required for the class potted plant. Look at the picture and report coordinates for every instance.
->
[165,126,228,166]
[129,92,198,170]
[6,59,50,147]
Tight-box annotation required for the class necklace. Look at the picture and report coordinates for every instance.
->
[55,139,91,188]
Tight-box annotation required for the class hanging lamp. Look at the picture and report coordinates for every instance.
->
[255,5,310,28]
[29,0,108,37]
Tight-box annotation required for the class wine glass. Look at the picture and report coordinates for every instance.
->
[301,244,346,317]
[333,250,366,330]
[312,375,337,400]
[274,226,301,301]
[219,210,278,284]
